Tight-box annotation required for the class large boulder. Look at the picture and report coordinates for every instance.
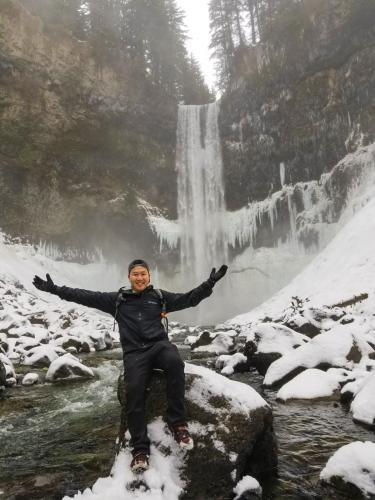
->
[23,344,65,367]
[46,354,95,382]
[117,363,277,498]
[264,324,374,388]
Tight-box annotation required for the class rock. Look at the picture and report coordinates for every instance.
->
[22,373,39,386]
[216,353,250,375]
[320,441,375,499]
[117,362,277,497]
[0,352,17,387]
[66,346,78,354]
[0,332,9,353]
[242,322,309,376]
[62,338,82,352]
[192,331,236,355]
[88,333,106,351]
[46,354,95,382]
[103,331,113,350]
[80,341,91,354]
[0,359,6,387]
[190,330,215,350]
[0,0,177,256]
[285,321,321,338]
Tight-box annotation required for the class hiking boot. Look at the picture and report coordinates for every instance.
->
[130,451,150,473]
[169,423,194,450]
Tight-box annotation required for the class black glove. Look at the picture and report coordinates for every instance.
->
[33,273,56,293]
[207,265,228,287]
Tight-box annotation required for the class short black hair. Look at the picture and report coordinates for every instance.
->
[128,259,150,274]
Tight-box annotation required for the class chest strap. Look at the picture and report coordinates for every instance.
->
[113,288,168,333]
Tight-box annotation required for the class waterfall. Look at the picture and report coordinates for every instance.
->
[176,103,228,283]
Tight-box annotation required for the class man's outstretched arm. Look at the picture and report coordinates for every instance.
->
[162,265,228,313]
[33,274,117,316]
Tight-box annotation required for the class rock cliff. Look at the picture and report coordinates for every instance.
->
[220,0,375,213]
[0,0,177,261]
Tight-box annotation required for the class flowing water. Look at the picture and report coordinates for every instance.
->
[1,343,374,499]
[0,351,123,500]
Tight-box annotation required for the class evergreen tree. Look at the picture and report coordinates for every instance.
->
[20,0,211,103]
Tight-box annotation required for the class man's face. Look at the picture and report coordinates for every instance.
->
[128,266,150,293]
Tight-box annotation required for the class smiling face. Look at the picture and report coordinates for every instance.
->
[128,265,150,293]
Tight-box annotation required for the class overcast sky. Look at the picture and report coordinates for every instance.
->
[176,0,215,89]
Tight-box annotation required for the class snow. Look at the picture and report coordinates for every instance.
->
[63,418,186,500]
[320,441,375,496]
[233,475,262,500]
[0,265,117,384]
[185,363,267,415]
[264,323,373,386]
[276,368,341,401]
[226,152,375,327]
[351,371,375,426]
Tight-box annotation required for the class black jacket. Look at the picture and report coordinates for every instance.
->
[53,281,213,353]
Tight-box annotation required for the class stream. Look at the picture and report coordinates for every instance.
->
[1,342,374,500]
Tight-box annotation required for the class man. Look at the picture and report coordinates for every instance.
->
[33,259,228,473]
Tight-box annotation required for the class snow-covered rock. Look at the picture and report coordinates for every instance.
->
[184,334,199,346]
[216,353,249,375]
[0,352,17,387]
[192,330,236,355]
[264,323,374,387]
[350,371,375,427]
[0,261,118,389]
[320,441,375,499]
[241,322,310,375]
[279,302,346,338]
[23,344,65,367]
[46,354,94,382]
[233,475,262,499]
[22,372,39,386]
[276,368,344,402]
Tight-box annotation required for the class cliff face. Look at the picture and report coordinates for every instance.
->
[0,0,177,260]
[220,0,375,212]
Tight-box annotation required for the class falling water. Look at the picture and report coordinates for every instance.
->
[176,103,228,283]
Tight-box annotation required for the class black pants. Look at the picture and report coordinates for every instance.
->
[123,340,186,455]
